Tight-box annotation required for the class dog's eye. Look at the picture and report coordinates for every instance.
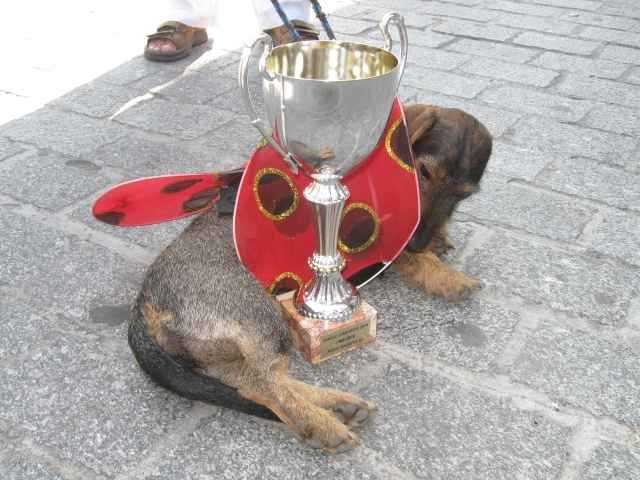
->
[419,164,431,180]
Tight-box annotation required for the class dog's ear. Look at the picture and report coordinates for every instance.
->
[404,104,438,145]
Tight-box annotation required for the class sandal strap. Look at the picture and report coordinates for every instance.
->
[147,21,204,38]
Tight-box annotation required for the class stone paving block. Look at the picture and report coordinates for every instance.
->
[530,51,628,80]
[407,46,472,71]
[154,72,237,106]
[323,16,376,35]
[0,210,143,319]
[0,331,194,477]
[407,88,522,137]
[529,0,601,10]
[50,81,142,118]
[446,38,540,63]
[486,0,567,18]
[0,108,128,157]
[582,209,640,267]
[504,116,636,164]
[354,5,439,29]
[424,2,498,21]
[0,136,24,161]
[627,66,640,85]
[0,301,55,359]
[582,103,640,137]
[433,19,518,42]
[409,30,456,49]
[480,84,594,122]
[115,97,234,140]
[358,364,571,480]
[88,133,214,176]
[579,25,640,48]
[458,175,596,242]
[485,141,556,181]
[0,150,111,210]
[362,269,519,373]
[600,45,640,65]
[464,231,640,325]
[536,156,640,212]
[191,118,264,166]
[513,31,600,55]
[600,3,640,20]
[496,12,579,35]
[403,65,491,99]
[0,450,66,480]
[511,321,640,426]
[460,57,558,87]
[581,442,640,480]
[560,11,639,31]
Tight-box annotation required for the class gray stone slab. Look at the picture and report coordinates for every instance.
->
[529,0,601,10]
[408,30,456,49]
[407,46,472,71]
[504,116,636,165]
[496,12,579,35]
[406,88,522,137]
[362,269,519,373]
[433,19,518,42]
[0,330,194,477]
[0,210,143,318]
[485,141,555,181]
[190,118,264,167]
[0,451,66,480]
[446,38,539,63]
[582,103,640,137]
[0,150,111,210]
[0,108,128,156]
[323,16,376,35]
[581,442,640,480]
[0,137,25,161]
[460,57,559,87]
[154,72,237,106]
[406,88,521,136]
[556,73,640,108]
[600,3,640,19]
[514,31,600,55]
[583,209,640,267]
[480,84,594,122]
[115,97,234,140]
[627,66,640,85]
[50,81,142,118]
[459,175,596,242]
[358,363,571,480]
[403,65,491,99]
[579,25,640,48]
[464,231,640,325]
[0,300,54,359]
[531,52,628,80]
[486,0,567,17]
[600,45,640,65]
[424,1,498,21]
[511,322,640,427]
[536,156,640,212]
[560,11,639,31]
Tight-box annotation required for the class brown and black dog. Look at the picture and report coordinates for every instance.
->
[128,103,492,453]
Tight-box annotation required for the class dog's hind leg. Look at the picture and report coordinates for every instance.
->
[393,250,480,301]
[188,336,363,453]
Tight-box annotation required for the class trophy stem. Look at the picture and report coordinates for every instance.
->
[297,169,360,322]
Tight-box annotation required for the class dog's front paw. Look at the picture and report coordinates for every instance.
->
[303,418,360,453]
[332,399,377,429]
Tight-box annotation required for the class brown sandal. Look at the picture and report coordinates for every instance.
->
[144,21,208,62]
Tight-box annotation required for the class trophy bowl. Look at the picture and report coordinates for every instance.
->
[239,12,408,321]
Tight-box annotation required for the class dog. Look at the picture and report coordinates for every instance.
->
[128,103,492,453]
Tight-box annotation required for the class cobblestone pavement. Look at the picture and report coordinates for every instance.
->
[2,0,640,479]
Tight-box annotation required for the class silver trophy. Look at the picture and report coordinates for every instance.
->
[239,12,408,321]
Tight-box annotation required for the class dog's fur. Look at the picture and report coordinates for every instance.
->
[128,103,492,452]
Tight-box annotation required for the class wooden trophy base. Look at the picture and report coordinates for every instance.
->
[278,293,377,364]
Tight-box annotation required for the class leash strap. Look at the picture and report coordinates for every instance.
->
[269,0,301,41]
[308,0,336,40]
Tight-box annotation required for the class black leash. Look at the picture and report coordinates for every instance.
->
[269,0,336,41]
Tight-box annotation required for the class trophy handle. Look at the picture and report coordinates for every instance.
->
[238,34,294,167]
[379,12,408,84]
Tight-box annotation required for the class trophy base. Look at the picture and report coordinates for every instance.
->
[278,292,377,364]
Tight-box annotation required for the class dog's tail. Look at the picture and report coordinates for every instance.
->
[128,301,279,421]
